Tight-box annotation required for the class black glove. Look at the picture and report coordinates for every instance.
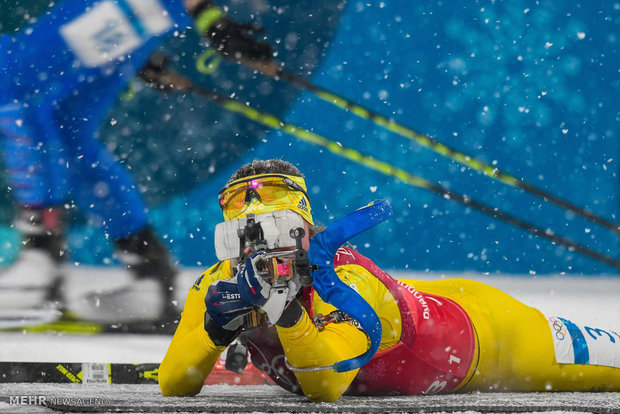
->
[204,278,255,346]
[195,6,273,62]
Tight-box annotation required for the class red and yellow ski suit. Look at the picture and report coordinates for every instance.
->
[160,247,620,401]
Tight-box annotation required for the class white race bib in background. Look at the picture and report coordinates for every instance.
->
[60,0,172,67]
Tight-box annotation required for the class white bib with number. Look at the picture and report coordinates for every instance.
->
[60,0,172,67]
[546,315,620,368]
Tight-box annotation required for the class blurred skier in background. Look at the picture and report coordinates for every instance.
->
[159,159,620,400]
[0,0,273,330]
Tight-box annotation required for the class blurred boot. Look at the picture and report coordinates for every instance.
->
[0,206,65,309]
[71,226,179,332]
[115,226,179,330]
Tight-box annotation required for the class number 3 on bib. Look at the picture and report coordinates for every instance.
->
[546,315,620,369]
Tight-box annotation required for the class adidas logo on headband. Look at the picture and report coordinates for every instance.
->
[297,197,309,212]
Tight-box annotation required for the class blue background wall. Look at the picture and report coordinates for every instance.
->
[1,0,618,274]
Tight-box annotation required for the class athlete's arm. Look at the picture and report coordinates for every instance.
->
[276,305,368,401]
[275,264,393,402]
[159,263,230,396]
[183,0,273,62]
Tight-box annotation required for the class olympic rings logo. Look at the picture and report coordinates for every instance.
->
[548,317,566,341]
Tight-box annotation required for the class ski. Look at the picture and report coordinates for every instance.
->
[0,309,63,330]
[0,312,109,335]
[0,311,178,335]
[0,362,159,384]
[0,360,273,385]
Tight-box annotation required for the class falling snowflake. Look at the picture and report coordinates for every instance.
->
[439,2,588,140]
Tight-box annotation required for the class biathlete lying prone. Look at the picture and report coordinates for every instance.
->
[159,159,620,401]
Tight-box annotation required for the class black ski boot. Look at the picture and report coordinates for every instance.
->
[113,226,180,333]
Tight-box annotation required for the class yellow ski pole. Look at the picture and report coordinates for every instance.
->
[138,56,620,271]
[238,59,620,236]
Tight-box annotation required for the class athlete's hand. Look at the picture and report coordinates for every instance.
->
[204,15,273,62]
[237,253,271,307]
[237,254,302,324]
[205,278,254,331]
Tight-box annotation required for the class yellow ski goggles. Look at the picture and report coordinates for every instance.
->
[218,174,313,225]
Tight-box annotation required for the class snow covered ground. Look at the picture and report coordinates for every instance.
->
[1,383,619,413]
[0,269,619,413]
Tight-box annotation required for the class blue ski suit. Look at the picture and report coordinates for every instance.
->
[0,0,192,239]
